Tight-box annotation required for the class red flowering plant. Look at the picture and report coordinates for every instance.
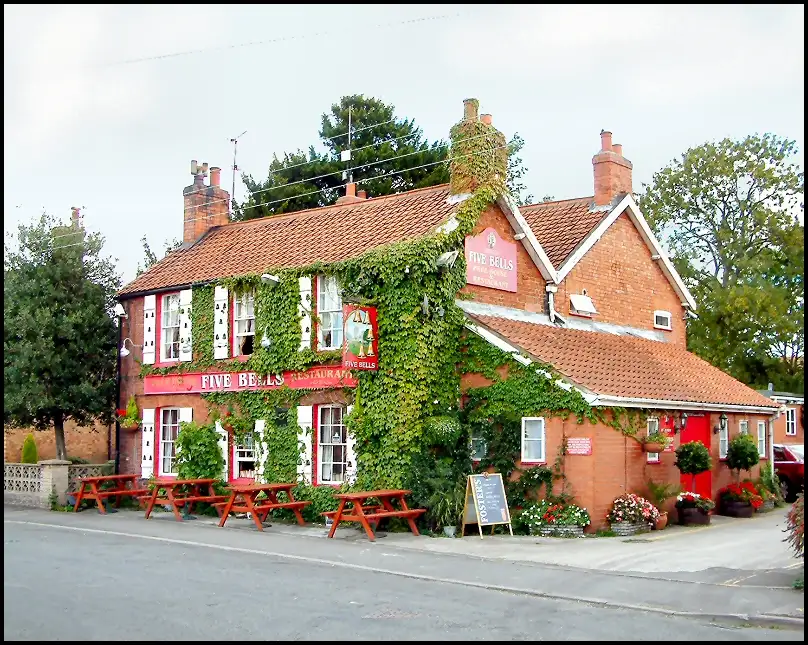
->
[117,396,139,430]
[522,499,591,534]
[719,481,764,509]
[607,493,660,525]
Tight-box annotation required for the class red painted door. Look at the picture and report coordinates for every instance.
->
[679,415,712,499]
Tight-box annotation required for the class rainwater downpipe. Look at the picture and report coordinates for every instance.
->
[546,284,565,325]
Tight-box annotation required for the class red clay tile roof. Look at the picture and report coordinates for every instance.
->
[520,197,604,268]
[120,184,457,296]
[469,314,779,409]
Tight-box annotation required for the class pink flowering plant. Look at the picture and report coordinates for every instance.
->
[607,493,660,525]
[521,499,591,534]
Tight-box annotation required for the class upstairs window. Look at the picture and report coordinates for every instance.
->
[161,294,181,362]
[317,275,343,350]
[739,420,749,435]
[786,408,797,436]
[653,310,672,331]
[569,291,597,317]
[234,291,256,356]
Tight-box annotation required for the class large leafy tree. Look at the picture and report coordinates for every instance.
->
[237,95,533,219]
[639,134,804,391]
[4,212,121,459]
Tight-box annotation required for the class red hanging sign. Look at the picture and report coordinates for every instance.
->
[342,304,379,371]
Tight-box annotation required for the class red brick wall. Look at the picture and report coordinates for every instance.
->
[4,421,112,464]
[460,204,546,313]
[557,211,686,345]
[773,404,804,445]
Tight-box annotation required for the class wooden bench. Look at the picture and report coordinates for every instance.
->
[327,490,426,541]
[73,475,148,514]
[217,483,312,531]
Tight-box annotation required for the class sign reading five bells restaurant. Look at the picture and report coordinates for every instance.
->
[464,227,517,293]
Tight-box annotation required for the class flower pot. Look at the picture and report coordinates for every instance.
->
[756,499,775,513]
[643,442,665,453]
[120,423,139,432]
[538,525,584,538]
[677,506,711,525]
[653,511,668,531]
[719,500,754,518]
[610,521,651,537]
[443,526,457,538]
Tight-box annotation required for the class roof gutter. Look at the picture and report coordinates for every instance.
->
[117,279,217,302]
[590,394,781,414]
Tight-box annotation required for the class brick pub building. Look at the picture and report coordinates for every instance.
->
[116,99,781,527]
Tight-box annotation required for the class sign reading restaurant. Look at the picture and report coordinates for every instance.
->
[144,366,358,395]
[464,227,517,292]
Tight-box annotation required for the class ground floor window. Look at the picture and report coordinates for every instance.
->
[521,417,545,463]
[470,428,487,461]
[318,405,347,484]
[646,417,660,463]
[159,408,180,475]
[234,434,256,480]
[757,421,766,458]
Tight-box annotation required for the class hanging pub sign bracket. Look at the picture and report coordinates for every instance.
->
[460,472,513,539]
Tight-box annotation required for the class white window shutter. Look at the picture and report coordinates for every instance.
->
[179,289,193,362]
[296,405,313,483]
[179,407,193,425]
[345,404,357,484]
[142,295,156,365]
[298,277,312,352]
[254,420,267,483]
[215,420,229,481]
[213,286,229,360]
[140,408,156,478]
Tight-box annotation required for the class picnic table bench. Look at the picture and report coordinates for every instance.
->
[73,474,150,514]
[142,478,229,522]
[323,489,426,542]
[216,483,311,532]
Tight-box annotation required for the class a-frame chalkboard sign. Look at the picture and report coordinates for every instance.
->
[460,472,513,539]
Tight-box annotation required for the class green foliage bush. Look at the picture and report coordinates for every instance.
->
[726,433,760,475]
[675,441,712,490]
[174,421,225,482]
[21,434,38,464]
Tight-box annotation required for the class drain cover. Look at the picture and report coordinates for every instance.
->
[623,538,653,543]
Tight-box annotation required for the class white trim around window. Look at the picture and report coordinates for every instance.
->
[233,291,256,357]
[653,310,672,331]
[646,417,660,463]
[757,421,767,458]
[785,408,797,436]
[160,293,181,362]
[318,404,347,484]
[719,422,729,459]
[521,417,545,463]
[316,275,343,350]
[739,420,749,435]
[159,408,181,476]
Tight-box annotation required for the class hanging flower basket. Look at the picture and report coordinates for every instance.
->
[120,421,140,432]
[643,442,665,453]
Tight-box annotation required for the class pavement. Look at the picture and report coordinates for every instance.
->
[3,503,803,636]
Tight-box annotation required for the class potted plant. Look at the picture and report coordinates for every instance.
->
[717,482,763,518]
[674,440,712,524]
[642,430,671,453]
[522,499,591,538]
[725,433,760,481]
[427,479,465,537]
[675,491,715,525]
[644,480,681,530]
[117,396,140,431]
[607,493,659,535]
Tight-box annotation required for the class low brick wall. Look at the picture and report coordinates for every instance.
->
[4,460,114,509]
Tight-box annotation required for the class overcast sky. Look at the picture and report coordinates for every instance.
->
[4,4,804,284]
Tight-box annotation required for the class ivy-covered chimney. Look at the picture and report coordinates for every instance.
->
[449,98,507,195]
[183,160,230,244]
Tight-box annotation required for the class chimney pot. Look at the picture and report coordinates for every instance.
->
[190,159,198,175]
[600,130,613,152]
[346,182,356,198]
[612,143,623,156]
[480,114,493,125]
[201,162,209,177]
[357,189,367,199]
[184,160,230,244]
[463,98,479,122]
[210,167,221,187]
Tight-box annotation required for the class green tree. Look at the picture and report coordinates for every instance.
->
[639,134,805,391]
[4,212,121,460]
[21,433,38,464]
[237,95,533,219]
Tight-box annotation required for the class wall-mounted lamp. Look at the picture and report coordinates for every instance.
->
[260,334,271,349]
[119,337,141,358]
[261,273,280,286]
[714,413,728,435]
[114,303,128,319]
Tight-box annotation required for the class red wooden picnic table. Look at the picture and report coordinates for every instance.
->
[216,482,312,532]
[73,474,149,514]
[323,489,426,542]
[143,477,229,522]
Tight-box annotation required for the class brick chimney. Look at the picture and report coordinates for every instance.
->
[592,130,633,207]
[335,182,368,205]
[183,160,230,244]
[449,98,507,195]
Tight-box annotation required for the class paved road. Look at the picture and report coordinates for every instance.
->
[3,517,801,641]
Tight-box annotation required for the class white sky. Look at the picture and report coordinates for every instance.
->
[4,4,804,284]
